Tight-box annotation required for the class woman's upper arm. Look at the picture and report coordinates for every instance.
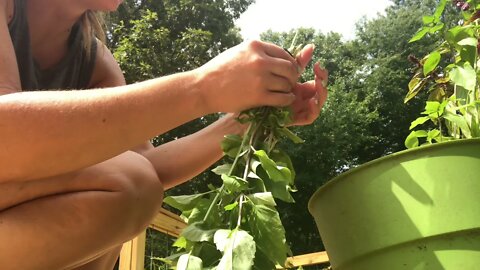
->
[0,0,21,95]
[89,40,126,89]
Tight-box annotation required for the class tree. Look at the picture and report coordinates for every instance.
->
[260,0,447,258]
[354,0,439,156]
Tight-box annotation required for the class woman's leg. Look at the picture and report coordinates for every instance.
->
[72,245,123,270]
[0,151,164,270]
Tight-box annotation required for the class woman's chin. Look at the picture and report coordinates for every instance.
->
[97,0,123,12]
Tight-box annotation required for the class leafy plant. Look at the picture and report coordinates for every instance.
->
[405,0,480,148]
[162,43,308,269]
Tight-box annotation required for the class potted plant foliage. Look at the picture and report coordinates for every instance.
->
[308,0,480,269]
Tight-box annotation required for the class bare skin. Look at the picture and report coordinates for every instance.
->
[0,0,329,269]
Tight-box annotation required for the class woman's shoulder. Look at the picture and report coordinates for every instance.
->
[88,39,126,88]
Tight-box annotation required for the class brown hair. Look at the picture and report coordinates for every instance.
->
[80,11,106,59]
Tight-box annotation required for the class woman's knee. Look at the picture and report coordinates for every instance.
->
[87,151,164,238]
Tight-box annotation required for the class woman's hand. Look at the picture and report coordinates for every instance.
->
[289,44,329,126]
[195,40,301,113]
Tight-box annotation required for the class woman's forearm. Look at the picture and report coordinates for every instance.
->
[0,71,209,182]
[0,40,300,183]
[143,114,245,190]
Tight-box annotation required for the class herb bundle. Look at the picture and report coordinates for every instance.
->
[162,44,306,270]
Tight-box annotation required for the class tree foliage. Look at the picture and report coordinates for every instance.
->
[260,0,447,257]
[108,0,253,82]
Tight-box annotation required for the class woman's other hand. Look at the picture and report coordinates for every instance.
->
[290,44,329,126]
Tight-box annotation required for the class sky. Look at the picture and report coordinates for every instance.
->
[235,0,393,40]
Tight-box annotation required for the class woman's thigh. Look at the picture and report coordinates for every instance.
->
[0,151,164,270]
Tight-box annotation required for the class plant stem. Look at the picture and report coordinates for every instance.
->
[439,112,443,142]
[237,195,245,228]
[202,122,254,223]
[243,120,265,180]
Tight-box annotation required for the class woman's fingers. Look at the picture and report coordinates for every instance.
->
[289,62,329,126]
[315,62,329,88]
[262,41,297,62]
[296,44,315,71]
[266,74,293,93]
[314,63,329,108]
[264,91,296,107]
[267,57,299,87]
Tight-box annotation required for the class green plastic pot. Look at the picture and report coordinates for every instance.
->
[308,139,480,270]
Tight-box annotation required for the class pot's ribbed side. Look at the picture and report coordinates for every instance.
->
[308,139,480,269]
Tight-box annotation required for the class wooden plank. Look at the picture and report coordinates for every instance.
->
[149,208,187,237]
[119,230,146,270]
[279,251,330,268]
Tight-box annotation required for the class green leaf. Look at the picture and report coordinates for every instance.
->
[405,131,419,149]
[423,101,441,114]
[186,198,220,226]
[222,174,249,193]
[247,203,288,266]
[269,149,296,183]
[428,23,444,34]
[405,130,428,149]
[194,242,222,268]
[428,86,447,102]
[423,101,444,118]
[177,254,203,270]
[253,248,277,270]
[224,201,239,211]
[410,116,431,130]
[268,112,290,128]
[423,51,441,76]
[214,229,256,270]
[410,27,429,43]
[173,236,188,249]
[444,113,472,138]
[212,164,233,176]
[253,164,295,203]
[221,135,243,158]
[247,176,267,194]
[159,253,185,266]
[181,222,216,242]
[405,77,428,103]
[280,127,304,144]
[164,192,211,212]
[415,130,429,137]
[427,129,442,143]
[265,180,295,203]
[247,192,277,207]
[408,75,422,92]
[193,242,222,270]
[422,15,435,25]
[254,150,292,184]
[449,62,477,91]
[458,37,478,47]
[433,0,447,20]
